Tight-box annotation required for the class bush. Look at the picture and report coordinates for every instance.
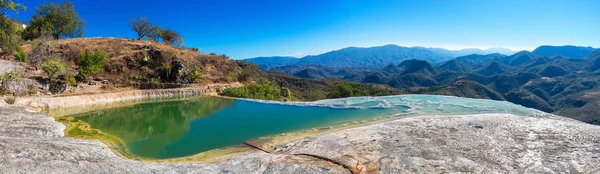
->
[78,49,106,78]
[64,72,77,86]
[187,66,202,83]
[42,56,66,82]
[14,46,27,62]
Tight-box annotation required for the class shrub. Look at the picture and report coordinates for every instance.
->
[64,72,77,86]
[14,46,27,62]
[63,44,81,63]
[78,49,106,78]
[5,96,16,105]
[187,66,202,83]
[42,56,66,82]
[190,47,199,52]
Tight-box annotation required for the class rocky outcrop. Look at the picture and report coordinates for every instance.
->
[1,78,42,96]
[0,100,599,173]
[0,60,25,74]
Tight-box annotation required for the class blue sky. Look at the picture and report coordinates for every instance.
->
[7,0,600,59]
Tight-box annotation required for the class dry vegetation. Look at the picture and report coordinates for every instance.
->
[22,38,256,86]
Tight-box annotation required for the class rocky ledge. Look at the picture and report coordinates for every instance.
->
[0,104,599,173]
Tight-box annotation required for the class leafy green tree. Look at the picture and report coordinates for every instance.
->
[327,82,370,98]
[0,16,18,53]
[22,1,84,40]
[78,49,106,78]
[42,56,66,82]
[0,0,26,15]
[220,82,283,101]
[0,0,25,54]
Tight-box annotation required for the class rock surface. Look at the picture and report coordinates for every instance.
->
[0,103,599,173]
[0,60,25,74]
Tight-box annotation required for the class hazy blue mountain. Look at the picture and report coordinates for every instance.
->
[532,45,598,59]
[245,44,516,69]
[243,56,300,69]
[296,45,454,68]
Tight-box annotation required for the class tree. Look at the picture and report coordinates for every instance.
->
[159,29,183,46]
[78,49,106,78]
[146,26,161,42]
[0,16,17,53]
[0,0,26,16]
[130,17,153,40]
[22,1,84,40]
[42,56,66,83]
[0,0,25,54]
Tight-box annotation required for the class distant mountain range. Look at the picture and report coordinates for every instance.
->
[532,45,598,59]
[244,45,598,70]
[247,45,600,125]
[244,44,521,69]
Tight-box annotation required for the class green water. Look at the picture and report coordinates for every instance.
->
[69,95,547,159]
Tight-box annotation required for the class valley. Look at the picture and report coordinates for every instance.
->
[245,45,600,125]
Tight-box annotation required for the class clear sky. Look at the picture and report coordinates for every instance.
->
[7,0,600,59]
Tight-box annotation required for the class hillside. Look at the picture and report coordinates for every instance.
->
[2,38,261,96]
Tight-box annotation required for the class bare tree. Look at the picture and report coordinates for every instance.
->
[129,17,153,40]
[159,29,183,46]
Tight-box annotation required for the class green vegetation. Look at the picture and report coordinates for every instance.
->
[0,0,24,54]
[64,71,77,86]
[13,46,27,62]
[187,66,202,83]
[221,82,284,101]
[78,49,106,78]
[22,0,84,40]
[42,56,66,82]
[326,82,370,98]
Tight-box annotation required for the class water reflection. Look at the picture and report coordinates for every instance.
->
[78,97,234,157]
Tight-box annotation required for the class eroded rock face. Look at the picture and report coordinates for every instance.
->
[0,103,599,173]
[1,78,42,96]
